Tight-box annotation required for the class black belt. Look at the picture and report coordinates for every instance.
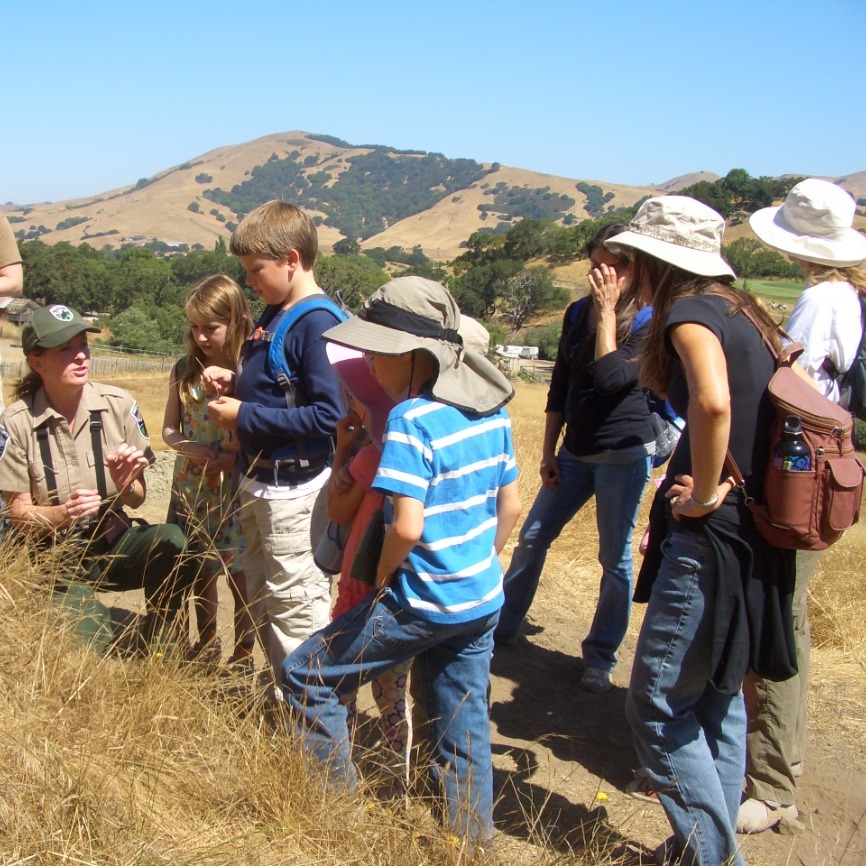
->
[244,455,329,486]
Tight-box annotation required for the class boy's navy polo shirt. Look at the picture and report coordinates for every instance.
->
[235,305,344,466]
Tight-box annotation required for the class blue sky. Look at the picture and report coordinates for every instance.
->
[4,0,863,204]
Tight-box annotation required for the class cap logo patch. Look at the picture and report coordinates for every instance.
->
[48,305,74,322]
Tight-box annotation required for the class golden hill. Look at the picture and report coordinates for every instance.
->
[5,132,864,262]
[0,132,655,261]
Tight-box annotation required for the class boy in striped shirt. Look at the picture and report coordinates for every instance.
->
[282,277,521,846]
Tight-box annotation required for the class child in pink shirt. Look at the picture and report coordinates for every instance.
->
[326,344,411,793]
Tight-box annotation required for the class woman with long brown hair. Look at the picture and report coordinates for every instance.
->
[495,222,655,693]
[606,197,796,865]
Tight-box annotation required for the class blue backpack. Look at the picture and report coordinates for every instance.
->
[835,294,866,421]
[246,295,347,470]
[253,295,347,408]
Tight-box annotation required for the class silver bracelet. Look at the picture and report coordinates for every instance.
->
[689,491,719,509]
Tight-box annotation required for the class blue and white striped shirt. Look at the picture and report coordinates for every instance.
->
[373,396,518,624]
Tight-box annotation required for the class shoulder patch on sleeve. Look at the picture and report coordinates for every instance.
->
[130,402,149,439]
[0,425,8,462]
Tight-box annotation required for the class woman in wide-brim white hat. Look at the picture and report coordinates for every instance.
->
[750,177,866,401]
[741,179,866,833]
[604,196,796,866]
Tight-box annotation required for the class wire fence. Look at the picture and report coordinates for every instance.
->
[0,352,175,381]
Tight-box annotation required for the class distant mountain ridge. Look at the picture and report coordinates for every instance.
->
[4,132,864,261]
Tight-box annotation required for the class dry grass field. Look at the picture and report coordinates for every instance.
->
[1,373,865,865]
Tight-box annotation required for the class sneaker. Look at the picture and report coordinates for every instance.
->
[625,768,661,805]
[580,666,612,693]
[736,797,798,834]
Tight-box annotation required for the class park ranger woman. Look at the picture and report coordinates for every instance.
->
[0,304,196,653]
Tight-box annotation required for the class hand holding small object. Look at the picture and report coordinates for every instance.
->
[106,443,148,493]
[335,410,364,452]
[207,396,240,430]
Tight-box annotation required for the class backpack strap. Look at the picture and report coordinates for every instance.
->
[567,297,591,329]
[250,296,347,407]
[821,293,866,375]
[631,305,653,333]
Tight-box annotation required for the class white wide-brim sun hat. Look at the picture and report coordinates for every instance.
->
[749,178,866,268]
[604,196,735,278]
[323,276,513,417]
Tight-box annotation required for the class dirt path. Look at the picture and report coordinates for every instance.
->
[487,579,866,865]
[128,452,866,865]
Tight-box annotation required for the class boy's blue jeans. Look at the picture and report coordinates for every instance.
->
[282,589,499,843]
[495,448,650,670]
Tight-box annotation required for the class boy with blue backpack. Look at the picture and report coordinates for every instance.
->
[206,200,345,687]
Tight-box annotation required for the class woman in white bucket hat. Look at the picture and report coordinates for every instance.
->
[750,178,866,400]
[605,196,796,866]
[739,179,866,834]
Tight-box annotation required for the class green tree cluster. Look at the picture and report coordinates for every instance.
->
[314,254,389,311]
[677,169,803,222]
[17,239,250,352]
[722,238,801,278]
[56,215,90,231]
[450,219,571,320]
[205,150,493,240]
[109,301,186,354]
[363,245,433,267]
[576,182,615,216]
[523,322,562,360]
[479,182,576,222]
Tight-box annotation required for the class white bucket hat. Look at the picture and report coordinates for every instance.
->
[749,178,866,268]
[323,276,513,416]
[604,196,735,278]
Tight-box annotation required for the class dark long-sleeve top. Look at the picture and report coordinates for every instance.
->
[235,305,345,467]
[546,298,654,456]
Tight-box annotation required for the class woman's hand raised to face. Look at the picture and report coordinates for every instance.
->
[588,262,627,316]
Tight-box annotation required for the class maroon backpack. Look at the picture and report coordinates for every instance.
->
[726,338,864,551]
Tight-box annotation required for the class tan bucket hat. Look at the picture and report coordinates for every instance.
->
[749,178,866,267]
[323,277,513,415]
[605,196,735,277]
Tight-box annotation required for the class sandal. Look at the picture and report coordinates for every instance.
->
[626,768,661,805]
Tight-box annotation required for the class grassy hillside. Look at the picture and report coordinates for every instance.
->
[0,133,677,261]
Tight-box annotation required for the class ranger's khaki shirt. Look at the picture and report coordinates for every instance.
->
[0,382,155,505]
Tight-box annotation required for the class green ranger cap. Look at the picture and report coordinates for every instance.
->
[22,305,101,355]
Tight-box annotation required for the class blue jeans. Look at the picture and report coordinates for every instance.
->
[495,448,651,670]
[626,529,746,866]
[282,590,499,843]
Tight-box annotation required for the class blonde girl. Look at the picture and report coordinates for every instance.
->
[162,274,254,669]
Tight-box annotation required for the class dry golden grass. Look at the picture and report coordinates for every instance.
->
[1,539,540,866]
[2,376,865,865]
